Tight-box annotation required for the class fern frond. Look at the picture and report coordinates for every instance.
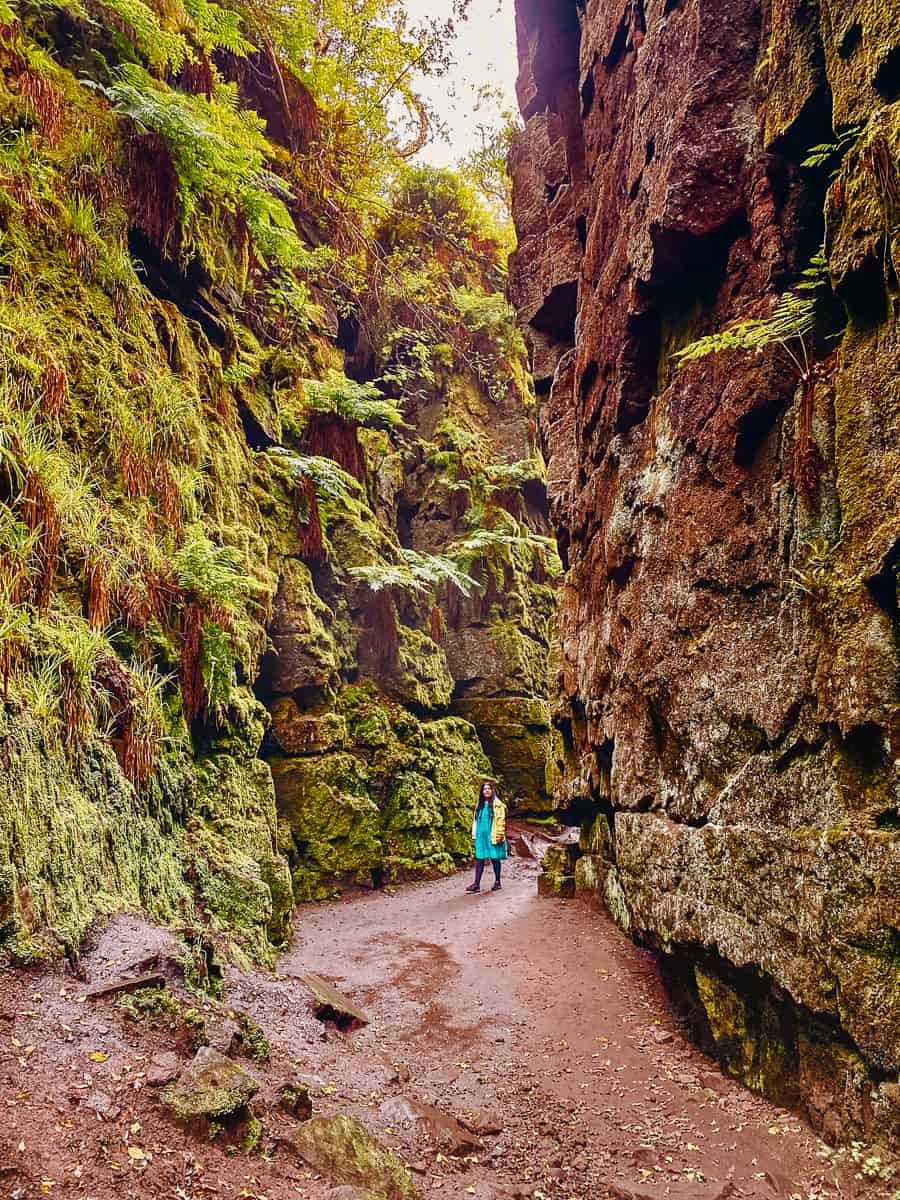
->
[302,370,405,429]
[174,525,254,611]
[672,289,820,369]
[268,449,362,502]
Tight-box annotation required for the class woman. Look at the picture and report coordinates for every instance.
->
[466,779,508,893]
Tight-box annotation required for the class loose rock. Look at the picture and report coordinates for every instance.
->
[160,1046,259,1123]
[284,1115,418,1200]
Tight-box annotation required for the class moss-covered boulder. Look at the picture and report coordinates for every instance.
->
[271,753,382,898]
[421,717,492,855]
[266,559,342,695]
[269,684,492,893]
[161,1046,260,1123]
[269,699,348,756]
[382,772,453,876]
[285,1115,419,1200]
[386,627,454,712]
[453,696,554,809]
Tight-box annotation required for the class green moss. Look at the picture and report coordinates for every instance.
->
[286,1115,418,1200]
[388,626,454,712]
[117,986,180,1022]
[235,1013,271,1062]
[117,987,207,1049]
[242,1113,263,1152]
[382,772,453,876]
[271,752,382,896]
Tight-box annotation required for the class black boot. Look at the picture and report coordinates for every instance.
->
[491,862,502,891]
[467,861,485,892]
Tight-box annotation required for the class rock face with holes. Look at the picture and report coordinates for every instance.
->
[511,0,900,1143]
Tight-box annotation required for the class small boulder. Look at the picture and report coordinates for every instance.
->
[459,1109,503,1136]
[146,1051,180,1087]
[160,1046,259,1123]
[82,1091,120,1121]
[299,972,370,1029]
[279,1081,313,1120]
[406,1100,482,1156]
[284,1115,418,1200]
[378,1096,418,1128]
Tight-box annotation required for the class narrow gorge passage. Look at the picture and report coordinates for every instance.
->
[0,0,898,1194]
[0,850,872,1200]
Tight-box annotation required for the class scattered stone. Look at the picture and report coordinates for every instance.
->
[206,1016,242,1057]
[82,1091,121,1121]
[298,972,370,1029]
[407,1101,482,1156]
[630,1147,658,1169]
[379,1097,418,1128]
[460,1109,504,1135]
[146,1051,180,1087]
[390,1063,412,1085]
[160,1046,259,1123]
[650,1027,673,1044]
[700,1071,729,1094]
[284,1115,418,1200]
[609,1177,735,1200]
[84,971,166,1000]
[279,1082,313,1120]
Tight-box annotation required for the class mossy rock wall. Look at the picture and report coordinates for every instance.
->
[0,6,556,961]
[271,685,491,898]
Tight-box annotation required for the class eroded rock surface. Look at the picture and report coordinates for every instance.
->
[511,0,900,1143]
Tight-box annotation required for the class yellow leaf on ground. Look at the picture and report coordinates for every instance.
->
[89,1052,108,1063]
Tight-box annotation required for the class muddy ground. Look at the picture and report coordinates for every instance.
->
[0,845,893,1200]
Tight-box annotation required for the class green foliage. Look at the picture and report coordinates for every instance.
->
[802,124,865,176]
[244,0,472,210]
[349,548,476,598]
[98,0,191,73]
[458,84,521,222]
[200,617,237,719]
[449,512,563,580]
[672,250,831,372]
[786,537,842,600]
[174,525,255,613]
[102,66,310,269]
[302,370,405,430]
[269,449,361,503]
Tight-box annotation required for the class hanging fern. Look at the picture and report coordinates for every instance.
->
[182,0,255,57]
[348,548,477,599]
[267,448,362,503]
[672,249,831,374]
[99,0,190,74]
[802,124,864,177]
[302,370,406,430]
[101,66,310,270]
[173,525,254,612]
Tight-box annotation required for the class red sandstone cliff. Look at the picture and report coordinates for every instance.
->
[510,0,900,1142]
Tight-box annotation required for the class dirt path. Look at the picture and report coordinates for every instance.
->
[0,851,885,1200]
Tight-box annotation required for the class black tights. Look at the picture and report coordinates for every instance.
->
[474,858,501,887]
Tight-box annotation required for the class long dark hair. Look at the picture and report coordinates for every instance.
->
[476,779,496,816]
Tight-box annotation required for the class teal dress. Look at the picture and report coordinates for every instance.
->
[474,803,508,861]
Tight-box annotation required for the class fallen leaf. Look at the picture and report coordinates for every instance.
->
[89,1052,109,1064]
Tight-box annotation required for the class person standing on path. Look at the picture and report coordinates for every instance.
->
[466,780,508,892]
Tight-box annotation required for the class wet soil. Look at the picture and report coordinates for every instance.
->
[0,850,890,1200]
